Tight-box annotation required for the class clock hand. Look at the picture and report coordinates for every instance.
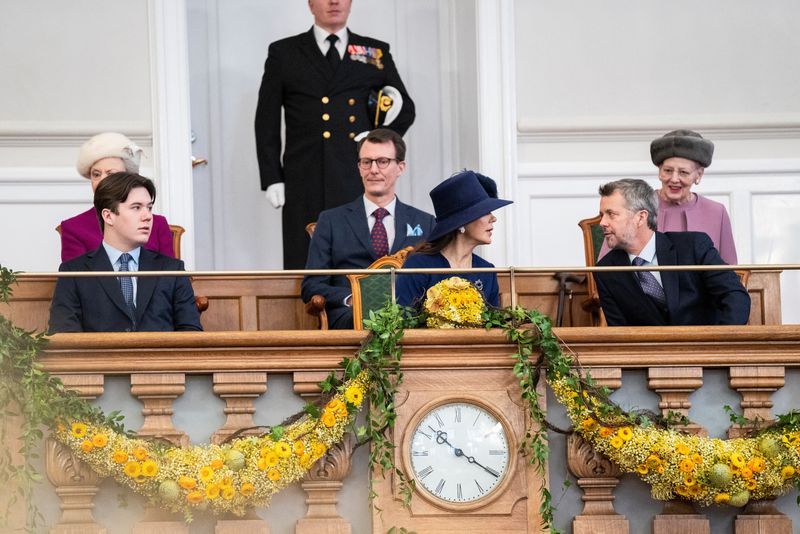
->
[430,428,499,479]
[454,448,499,478]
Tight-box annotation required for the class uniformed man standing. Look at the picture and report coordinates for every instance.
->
[255,0,415,269]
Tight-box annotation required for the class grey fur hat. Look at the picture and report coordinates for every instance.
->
[76,132,143,178]
[650,129,714,168]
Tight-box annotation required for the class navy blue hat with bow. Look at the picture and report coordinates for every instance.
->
[428,170,513,241]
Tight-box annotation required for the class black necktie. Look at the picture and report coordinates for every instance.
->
[632,256,666,305]
[326,34,340,70]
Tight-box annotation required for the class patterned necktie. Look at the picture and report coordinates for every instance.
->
[326,34,340,70]
[371,208,389,257]
[632,256,666,306]
[118,253,136,316]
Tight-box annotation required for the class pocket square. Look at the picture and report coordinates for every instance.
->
[406,223,423,237]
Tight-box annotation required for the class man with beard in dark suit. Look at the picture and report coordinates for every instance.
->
[302,129,434,329]
[255,0,416,269]
[48,173,202,333]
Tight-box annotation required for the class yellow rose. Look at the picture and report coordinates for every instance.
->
[267,469,281,482]
[321,410,337,428]
[142,460,159,477]
[133,447,148,461]
[113,450,129,464]
[179,476,197,490]
[186,491,204,504]
[124,461,141,478]
[92,434,108,448]
[70,422,87,439]
[80,440,94,453]
[240,482,255,496]
[275,442,292,458]
[326,399,343,412]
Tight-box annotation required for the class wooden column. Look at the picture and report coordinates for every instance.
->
[569,368,628,534]
[293,372,352,534]
[729,367,791,533]
[215,511,270,534]
[46,374,107,534]
[211,372,268,444]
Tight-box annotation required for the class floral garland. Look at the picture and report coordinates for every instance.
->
[423,276,484,328]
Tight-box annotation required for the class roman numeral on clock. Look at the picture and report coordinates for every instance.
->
[454,406,461,423]
[475,480,485,494]
[434,413,444,427]
[435,478,446,495]
[412,450,429,456]
[417,466,433,479]
[457,483,463,500]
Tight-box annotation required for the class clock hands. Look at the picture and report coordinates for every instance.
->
[428,426,499,479]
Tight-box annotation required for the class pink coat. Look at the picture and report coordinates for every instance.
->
[60,207,175,262]
[599,194,738,265]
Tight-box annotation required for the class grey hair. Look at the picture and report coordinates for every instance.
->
[598,178,658,230]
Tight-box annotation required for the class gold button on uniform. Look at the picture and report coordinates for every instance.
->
[322,113,330,121]
[348,115,356,123]
[348,132,355,139]
[348,98,356,106]
[321,96,329,104]
[323,131,331,139]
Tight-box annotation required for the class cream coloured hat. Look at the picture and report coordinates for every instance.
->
[76,132,143,178]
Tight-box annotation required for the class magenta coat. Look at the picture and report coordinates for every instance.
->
[60,207,175,262]
[599,194,738,265]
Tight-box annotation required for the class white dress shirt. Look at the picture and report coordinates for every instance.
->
[628,233,662,287]
[364,195,397,251]
[313,25,348,58]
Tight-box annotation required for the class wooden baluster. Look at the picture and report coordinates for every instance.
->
[46,374,106,534]
[648,367,709,534]
[729,366,792,534]
[569,367,629,534]
[213,372,270,533]
[130,373,188,534]
[293,371,352,534]
[211,372,268,444]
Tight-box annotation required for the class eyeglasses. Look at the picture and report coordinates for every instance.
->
[357,157,398,170]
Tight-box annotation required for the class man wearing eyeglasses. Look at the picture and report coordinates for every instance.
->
[302,128,434,329]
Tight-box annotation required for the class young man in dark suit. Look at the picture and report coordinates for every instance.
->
[595,178,750,326]
[48,173,202,333]
[255,0,415,269]
[302,129,434,329]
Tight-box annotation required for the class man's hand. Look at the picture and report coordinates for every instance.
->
[265,183,285,208]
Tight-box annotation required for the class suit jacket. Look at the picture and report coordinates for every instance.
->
[301,197,434,329]
[595,231,750,326]
[60,207,174,262]
[255,28,415,269]
[48,246,202,333]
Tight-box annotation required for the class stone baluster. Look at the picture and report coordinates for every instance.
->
[568,367,629,534]
[293,371,352,534]
[45,374,107,534]
[729,366,791,534]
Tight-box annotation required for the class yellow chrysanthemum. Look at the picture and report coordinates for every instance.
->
[210,458,224,471]
[747,457,766,473]
[259,446,272,458]
[133,447,148,461]
[91,434,108,448]
[240,482,255,496]
[124,461,141,478]
[675,442,691,455]
[344,386,363,405]
[70,422,87,438]
[714,493,730,504]
[220,476,233,489]
[312,442,327,458]
[679,458,695,473]
[293,440,306,455]
[636,464,648,475]
[610,436,624,449]
[683,475,696,487]
[675,485,689,497]
[142,460,158,477]
[730,452,746,468]
[267,469,281,482]
[745,479,758,490]
[80,440,94,453]
[186,491,204,504]
[688,484,702,497]
[199,466,215,482]
[261,451,279,469]
[300,452,314,469]
[781,466,795,478]
[321,410,337,428]
[598,427,613,438]
[206,483,221,500]
[617,427,633,441]
[222,487,236,500]
[645,454,662,469]
[179,476,197,490]
[275,442,292,458]
[691,453,703,465]
[740,467,753,479]
[581,418,597,432]
[112,450,128,464]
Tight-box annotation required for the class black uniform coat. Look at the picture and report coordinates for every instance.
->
[595,231,750,326]
[48,246,203,333]
[255,28,415,269]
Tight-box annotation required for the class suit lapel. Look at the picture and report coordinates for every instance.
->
[135,249,160,323]
[298,28,334,81]
[344,199,374,258]
[87,247,132,319]
[656,232,680,319]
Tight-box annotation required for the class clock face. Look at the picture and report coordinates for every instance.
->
[409,402,509,503]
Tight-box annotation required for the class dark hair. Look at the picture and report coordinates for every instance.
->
[413,231,457,256]
[94,172,156,231]
[598,178,658,231]
[357,128,406,161]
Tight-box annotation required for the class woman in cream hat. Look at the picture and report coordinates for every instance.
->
[60,132,174,261]
[396,170,512,308]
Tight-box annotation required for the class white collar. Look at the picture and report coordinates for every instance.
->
[102,242,141,267]
[629,232,658,265]
[313,25,348,52]
[363,195,397,218]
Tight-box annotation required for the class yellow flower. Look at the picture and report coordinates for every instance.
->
[610,436,624,449]
[293,440,306,455]
[240,482,255,496]
[321,410,337,428]
[210,458,224,471]
[636,464,649,475]
[275,442,292,458]
[683,475,696,487]
[645,455,662,469]
[186,491,204,504]
[259,446,272,457]
[344,386,363,405]
[205,483,220,500]
[312,442,327,458]
[179,476,197,490]
[745,479,757,491]
[335,403,348,418]
[598,427,613,438]
[326,399,343,412]
[267,469,281,482]
[657,465,665,474]
[261,451,279,469]
[747,457,766,473]
[617,427,633,441]
[92,434,108,448]
[133,447,148,461]
[80,440,94,453]
[781,466,795,478]
[714,493,731,504]
[300,452,314,469]
[740,467,753,479]
[220,476,233,489]
[730,452,746,468]
[71,422,87,438]
[581,418,597,432]
[113,450,129,464]
[124,461,141,478]
[142,460,159,477]
[675,442,691,455]
[691,453,703,465]
[679,458,695,473]
[675,485,689,497]
[222,487,236,500]
[688,484,702,497]
[199,466,215,482]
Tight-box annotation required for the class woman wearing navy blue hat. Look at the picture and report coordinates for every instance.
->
[396,170,512,308]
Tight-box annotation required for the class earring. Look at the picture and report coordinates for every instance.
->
[459,226,466,234]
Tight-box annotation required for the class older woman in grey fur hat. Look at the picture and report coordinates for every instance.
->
[59,132,175,262]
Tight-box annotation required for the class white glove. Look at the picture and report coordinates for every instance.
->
[381,86,403,126]
[265,183,285,208]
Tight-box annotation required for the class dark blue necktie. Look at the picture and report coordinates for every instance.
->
[371,208,389,257]
[632,256,666,305]
[118,253,136,316]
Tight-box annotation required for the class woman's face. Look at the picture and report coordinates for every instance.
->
[657,156,704,205]
[89,157,127,192]
[463,213,496,246]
